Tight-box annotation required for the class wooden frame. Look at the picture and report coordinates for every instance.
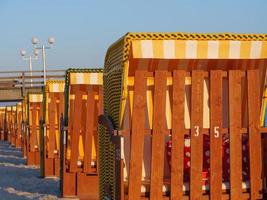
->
[26,93,43,166]
[21,98,28,158]
[99,69,264,200]
[40,81,65,177]
[60,69,103,200]
[15,102,23,148]
[10,106,17,146]
[0,107,5,141]
[5,106,12,143]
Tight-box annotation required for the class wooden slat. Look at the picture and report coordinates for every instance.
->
[247,69,262,199]
[170,70,185,200]
[58,93,65,121]
[128,70,147,200]
[66,87,75,162]
[80,91,87,158]
[17,109,22,138]
[83,86,95,173]
[58,93,65,151]
[54,93,59,151]
[38,102,43,148]
[150,70,167,200]
[30,104,37,152]
[229,70,242,199]
[48,93,56,158]
[69,88,83,172]
[190,70,204,200]
[210,70,223,199]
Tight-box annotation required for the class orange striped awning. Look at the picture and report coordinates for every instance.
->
[16,103,22,112]
[70,72,103,85]
[131,40,267,59]
[29,94,43,103]
[46,80,65,93]
[11,106,16,111]
[0,107,5,113]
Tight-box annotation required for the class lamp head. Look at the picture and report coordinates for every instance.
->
[48,36,55,45]
[20,49,26,57]
[32,37,39,45]
[34,49,39,57]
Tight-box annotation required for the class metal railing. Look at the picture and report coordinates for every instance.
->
[0,69,65,89]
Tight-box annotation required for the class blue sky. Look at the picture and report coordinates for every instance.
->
[0,0,266,71]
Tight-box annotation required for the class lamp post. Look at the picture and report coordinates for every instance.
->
[20,49,39,87]
[32,36,55,84]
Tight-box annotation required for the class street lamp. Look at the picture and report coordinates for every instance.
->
[32,36,55,83]
[20,49,39,87]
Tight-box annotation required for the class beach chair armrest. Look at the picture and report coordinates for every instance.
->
[98,114,115,140]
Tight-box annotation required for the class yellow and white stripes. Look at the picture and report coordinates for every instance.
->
[47,81,65,93]
[70,72,103,85]
[0,107,5,114]
[17,103,22,112]
[132,40,267,59]
[29,94,43,103]
[12,106,17,111]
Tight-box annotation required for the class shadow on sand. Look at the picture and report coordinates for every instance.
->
[0,141,60,200]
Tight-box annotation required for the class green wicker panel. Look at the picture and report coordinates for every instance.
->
[99,125,116,199]
[101,36,125,200]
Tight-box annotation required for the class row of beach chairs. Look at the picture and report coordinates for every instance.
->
[0,32,267,200]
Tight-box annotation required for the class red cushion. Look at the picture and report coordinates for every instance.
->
[165,134,249,185]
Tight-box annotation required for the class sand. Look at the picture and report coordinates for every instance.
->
[0,141,60,200]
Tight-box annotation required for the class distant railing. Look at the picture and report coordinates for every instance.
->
[0,69,65,90]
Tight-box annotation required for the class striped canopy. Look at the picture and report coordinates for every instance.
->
[11,106,17,111]
[64,68,103,164]
[132,39,267,59]
[104,32,267,129]
[16,103,22,111]
[46,80,65,93]
[16,103,22,115]
[69,72,103,85]
[125,33,267,75]
[29,94,43,103]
